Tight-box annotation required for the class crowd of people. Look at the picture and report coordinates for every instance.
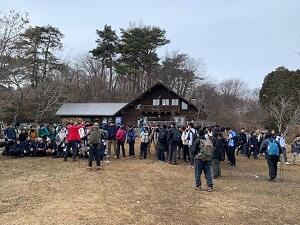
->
[2,121,300,192]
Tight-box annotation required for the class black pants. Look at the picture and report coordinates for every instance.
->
[64,140,78,160]
[248,147,258,159]
[128,141,135,156]
[228,146,236,165]
[88,144,101,167]
[168,143,177,164]
[140,143,148,159]
[183,145,190,162]
[5,141,15,157]
[116,141,125,158]
[266,155,279,179]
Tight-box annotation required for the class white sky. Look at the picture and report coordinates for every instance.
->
[2,0,300,88]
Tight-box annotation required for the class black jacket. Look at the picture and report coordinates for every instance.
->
[212,137,226,160]
[167,127,177,145]
[239,132,247,145]
[249,136,259,148]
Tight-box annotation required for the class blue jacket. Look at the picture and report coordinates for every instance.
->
[127,129,136,143]
[107,126,117,140]
[4,128,16,141]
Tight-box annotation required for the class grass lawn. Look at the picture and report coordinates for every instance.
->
[0,146,300,225]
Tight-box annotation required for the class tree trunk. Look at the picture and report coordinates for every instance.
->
[109,58,113,91]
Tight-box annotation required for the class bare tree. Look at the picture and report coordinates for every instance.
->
[267,96,300,136]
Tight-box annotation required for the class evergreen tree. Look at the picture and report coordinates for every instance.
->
[90,25,118,91]
[116,25,170,92]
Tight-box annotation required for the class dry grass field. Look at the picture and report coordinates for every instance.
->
[0,146,300,225]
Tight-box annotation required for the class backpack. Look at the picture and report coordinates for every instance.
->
[173,129,182,144]
[141,132,150,143]
[116,129,126,142]
[195,139,213,161]
[267,139,279,156]
[89,128,101,144]
[187,129,198,144]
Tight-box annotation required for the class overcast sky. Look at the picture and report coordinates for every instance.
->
[2,0,300,88]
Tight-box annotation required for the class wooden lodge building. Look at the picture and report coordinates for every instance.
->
[56,82,206,126]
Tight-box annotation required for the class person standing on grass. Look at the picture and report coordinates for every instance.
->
[291,134,300,165]
[181,126,190,163]
[211,133,225,179]
[152,124,160,157]
[4,124,17,157]
[64,122,85,161]
[248,131,259,159]
[107,122,117,158]
[157,124,168,161]
[167,122,180,165]
[276,133,290,165]
[115,125,126,159]
[237,128,247,156]
[127,125,136,157]
[140,126,150,159]
[227,128,237,167]
[192,129,213,192]
[260,132,282,181]
[87,123,103,170]
[187,123,198,167]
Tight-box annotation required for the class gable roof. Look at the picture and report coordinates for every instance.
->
[56,103,128,116]
[115,81,199,113]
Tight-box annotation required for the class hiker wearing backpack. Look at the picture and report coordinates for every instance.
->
[88,123,104,170]
[227,128,237,167]
[127,125,136,157]
[157,124,168,161]
[259,132,282,181]
[187,123,198,166]
[291,134,300,165]
[140,126,150,159]
[115,125,126,159]
[192,129,213,192]
[167,122,181,165]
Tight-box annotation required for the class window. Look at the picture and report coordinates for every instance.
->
[153,99,160,106]
[171,99,179,105]
[162,99,169,105]
[182,101,188,110]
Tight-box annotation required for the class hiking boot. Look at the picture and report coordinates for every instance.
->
[268,178,275,182]
[96,166,100,170]
[285,162,291,165]
[63,158,67,162]
[194,186,203,191]
[207,187,213,192]
[87,166,92,170]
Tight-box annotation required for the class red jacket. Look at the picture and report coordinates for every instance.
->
[67,124,84,142]
[116,128,126,142]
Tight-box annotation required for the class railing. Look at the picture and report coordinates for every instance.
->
[140,105,180,114]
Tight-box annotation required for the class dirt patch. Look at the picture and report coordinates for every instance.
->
[0,148,299,225]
